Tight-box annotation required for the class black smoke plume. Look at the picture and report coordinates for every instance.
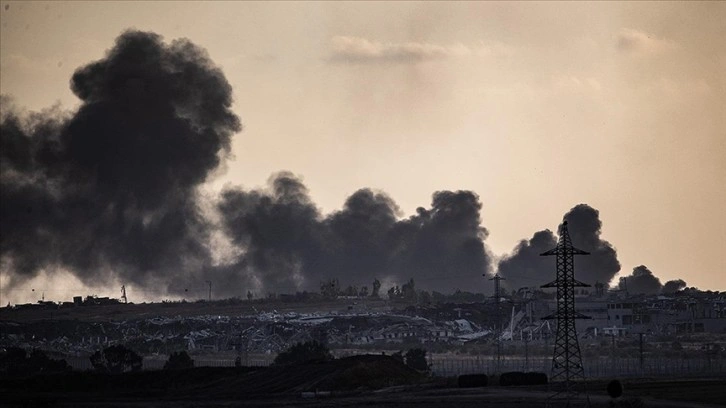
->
[497,204,621,291]
[618,265,662,295]
[1,30,494,299]
[497,230,557,291]
[217,173,492,294]
[662,279,687,294]
[1,31,240,293]
[561,204,621,287]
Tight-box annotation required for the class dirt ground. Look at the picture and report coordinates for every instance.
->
[5,380,726,408]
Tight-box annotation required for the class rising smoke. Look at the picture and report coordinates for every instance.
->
[662,279,687,294]
[217,173,493,294]
[497,230,558,292]
[497,204,621,291]
[618,265,663,295]
[1,31,241,294]
[2,31,635,301]
[1,30,494,298]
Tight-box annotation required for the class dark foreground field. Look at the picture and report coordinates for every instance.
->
[2,355,724,408]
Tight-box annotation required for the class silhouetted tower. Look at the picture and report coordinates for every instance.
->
[488,274,505,328]
[541,221,591,407]
[121,285,128,304]
[488,273,505,370]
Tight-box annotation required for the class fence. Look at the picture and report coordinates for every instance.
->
[429,355,726,379]
[65,354,275,371]
[66,352,724,379]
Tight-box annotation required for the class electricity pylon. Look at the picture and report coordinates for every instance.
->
[541,221,591,407]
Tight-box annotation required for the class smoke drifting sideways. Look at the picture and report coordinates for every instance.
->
[497,204,621,291]
[217,172,493,295]
[0,31,241,295]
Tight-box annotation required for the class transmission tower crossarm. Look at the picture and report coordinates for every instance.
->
[541,280,558,288]
[542,311,593,320]
[540,247,590,256]
[572,279,591,287]
[541,279,590,288]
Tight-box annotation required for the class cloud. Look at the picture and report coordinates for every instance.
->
[616,28,678,54]
[329,36,511,64]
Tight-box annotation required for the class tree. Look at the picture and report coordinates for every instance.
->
[0,348,69,375]
[343,285,358,297]
[401,278,417,301]
[371,279,381,298]
[359,286,369,297]
[404,348,430,373]
[321,278,340,299]
[164,351,194,370]
[273,341,333,365]
[391,350,404,364]
[90,345,143,374]
[607,379,624,398]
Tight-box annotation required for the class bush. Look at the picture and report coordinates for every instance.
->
[404,348,430,373]
[499,371,547,386]
[90,345,142,374]
[273,341,333,365]
[391,351,404,364]
[607,379,624,398]
[0,348,69,376]
[164,351,194,370]
[458,374,488,387]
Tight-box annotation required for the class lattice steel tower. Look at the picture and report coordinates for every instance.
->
[540,221,591,407]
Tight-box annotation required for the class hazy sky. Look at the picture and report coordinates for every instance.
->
[1,1,724,302]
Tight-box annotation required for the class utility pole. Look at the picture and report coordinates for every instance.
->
[541,221,592,407]
[524,333,530,372]
[205,280,212,302]
[639,333,644,370]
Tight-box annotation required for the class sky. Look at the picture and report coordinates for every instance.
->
[0,1,724,304]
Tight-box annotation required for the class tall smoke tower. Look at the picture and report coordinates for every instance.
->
[541,221,591,407]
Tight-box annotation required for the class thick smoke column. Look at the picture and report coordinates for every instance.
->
[497,230,557,291]
[497,204,621,291]
[217,173,492,294]
[618,265,662,295]
[1,31,240,293]
[216,173,326,294]
[561,204,621,287]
